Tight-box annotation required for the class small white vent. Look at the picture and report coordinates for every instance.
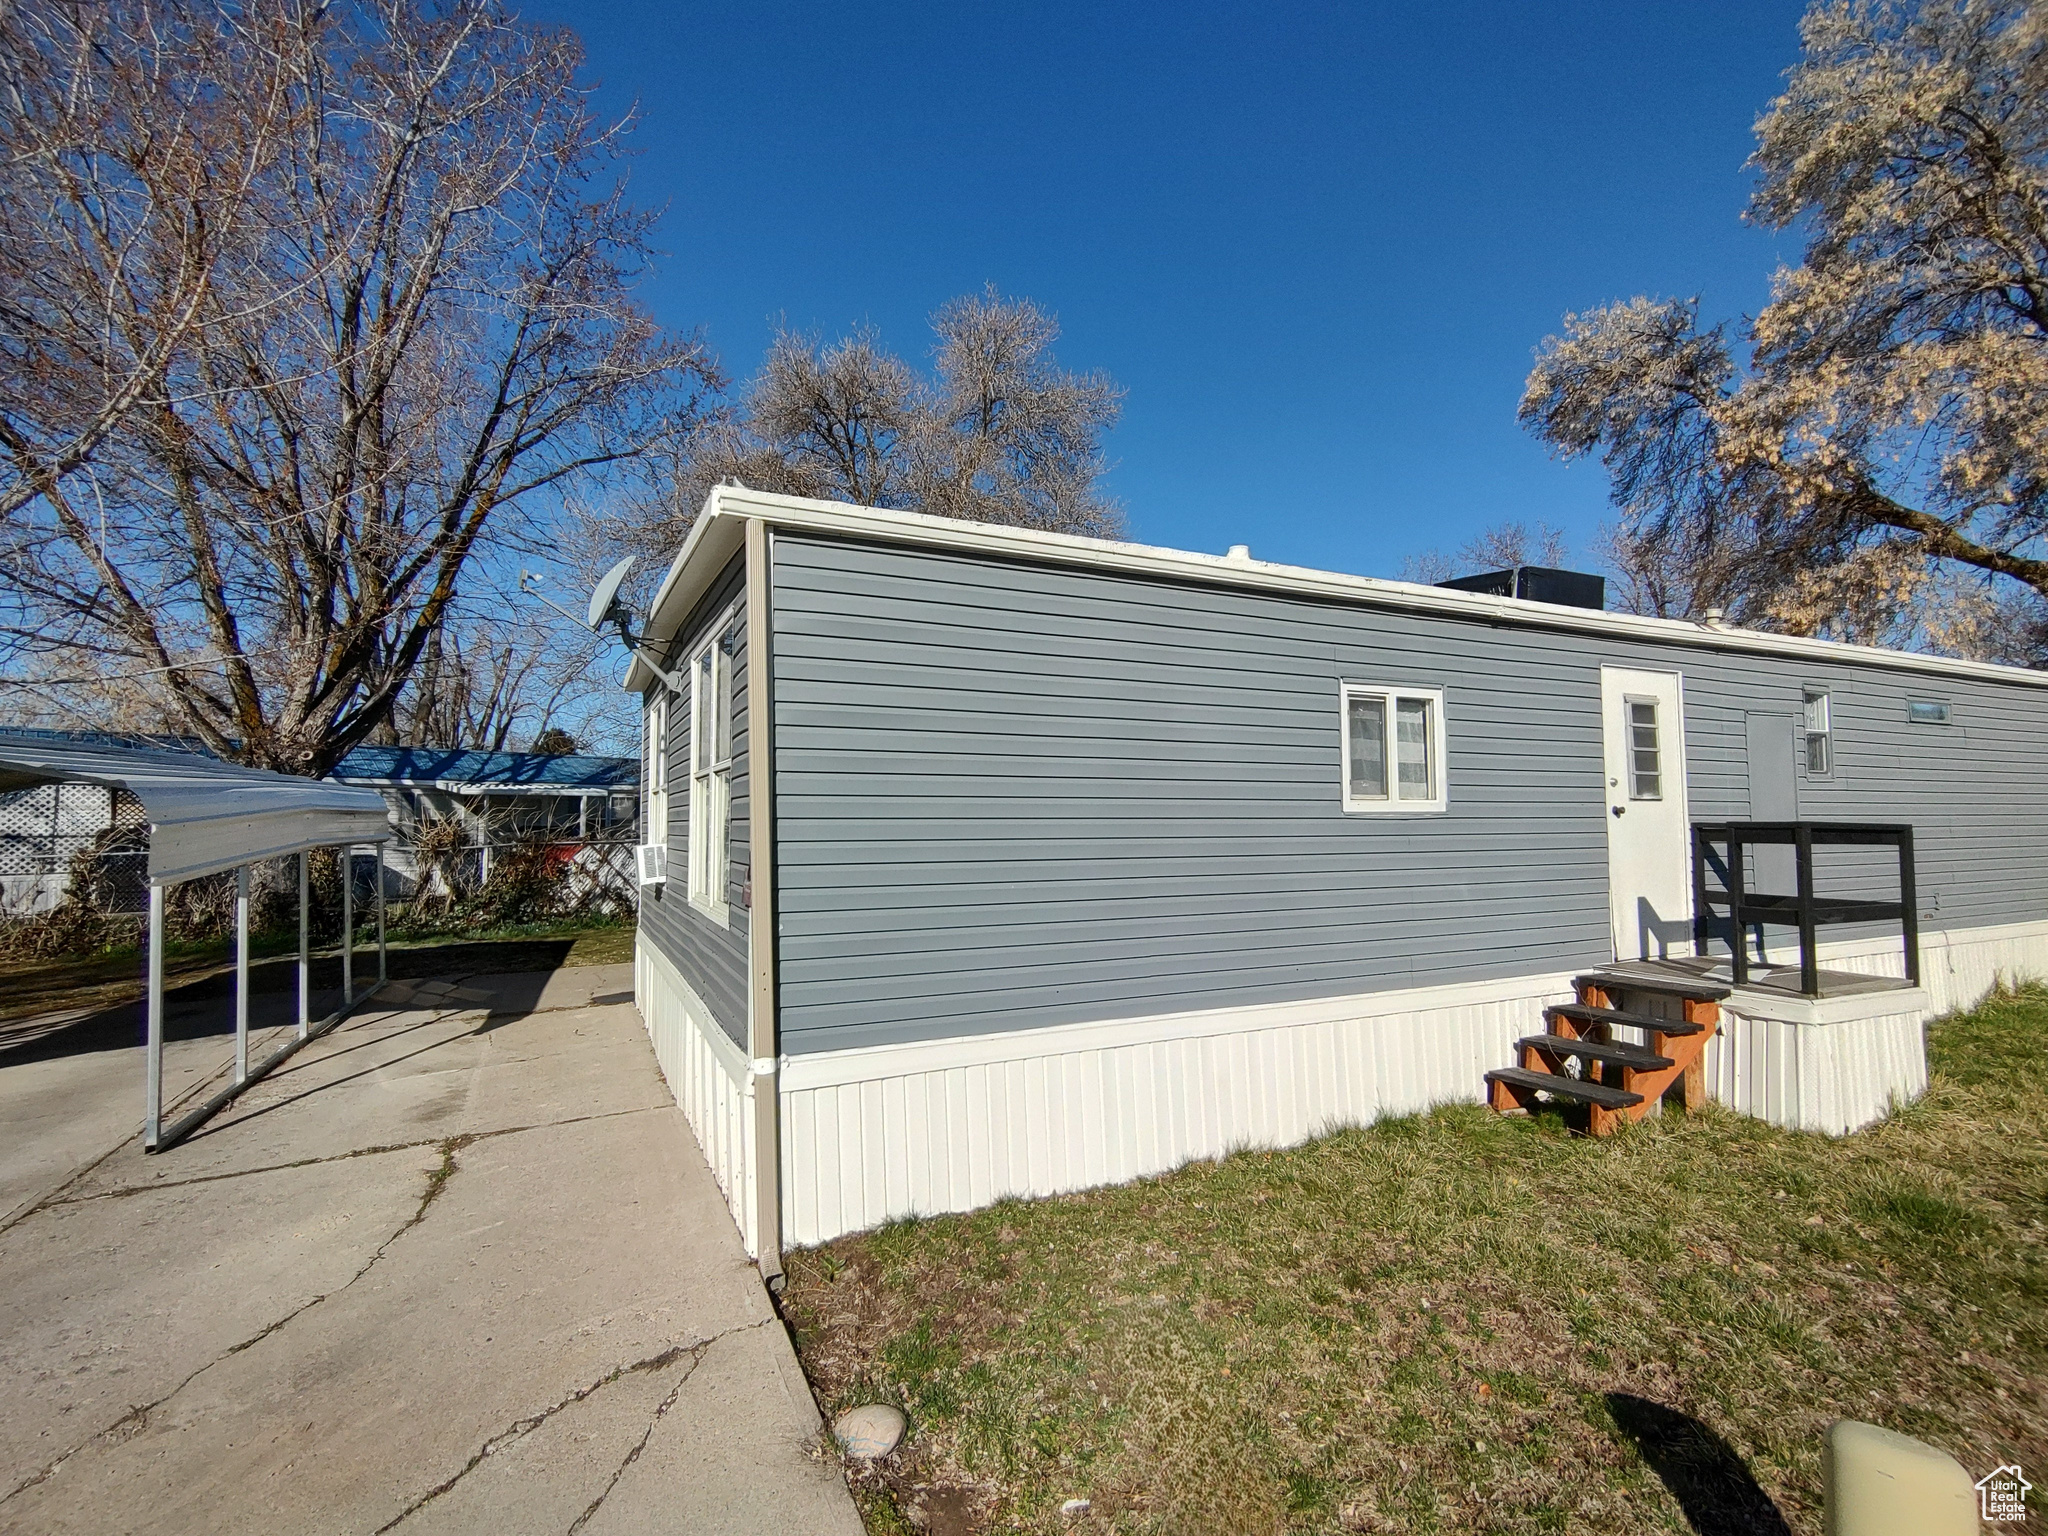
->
[1226,544,1252,561]
[635,843,668,886]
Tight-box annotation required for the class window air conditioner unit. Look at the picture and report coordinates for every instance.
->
[635,844,668,886]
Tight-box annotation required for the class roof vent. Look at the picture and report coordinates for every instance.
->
[1435,565,1605,611]
[1225,544,1252,562]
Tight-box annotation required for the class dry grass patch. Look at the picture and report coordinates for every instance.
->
[782,987,2048,1534]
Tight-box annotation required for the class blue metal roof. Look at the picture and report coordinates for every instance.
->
[0,726,218,756]
[332,746,636,790]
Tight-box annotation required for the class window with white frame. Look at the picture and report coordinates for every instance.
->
[645,691,670,847]
[1803,688,1832,774]
[1341,683,1446,813]
[687,616,740,916]
[1625,696,1663,800]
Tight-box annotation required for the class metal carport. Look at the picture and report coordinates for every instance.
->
[0,731,392,1149]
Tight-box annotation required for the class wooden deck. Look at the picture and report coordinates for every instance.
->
[1585,954,1918,1004]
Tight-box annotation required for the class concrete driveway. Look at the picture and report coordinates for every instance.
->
[0,964,864,1536]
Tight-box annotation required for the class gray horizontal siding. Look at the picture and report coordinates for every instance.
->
[768,533,2048,1056]
[638,553,750,1050]
[768,535,1618,1054]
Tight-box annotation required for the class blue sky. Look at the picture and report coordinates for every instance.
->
[532,1,1810,579]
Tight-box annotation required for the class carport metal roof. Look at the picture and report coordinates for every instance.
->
[0,731,389,885]
[0,729,394,1154]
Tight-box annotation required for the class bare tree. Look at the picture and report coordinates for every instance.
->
[1401,520,1570,584]
[0,4,291,526]
[0,0,714,772]
[906,288,1124,533]
[1520,0,2048,655]
[384,618,588,752]
[659,287,1123,544]
[718,327,917,509]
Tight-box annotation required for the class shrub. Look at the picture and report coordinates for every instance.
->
[0,825,138,960]
[393,825,631,937]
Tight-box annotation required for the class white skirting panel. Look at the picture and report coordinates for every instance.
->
[776,970,1578,1248]
[769,918,2048,1247]
[1701,1007,1928,1136]
[636,938,759,1257]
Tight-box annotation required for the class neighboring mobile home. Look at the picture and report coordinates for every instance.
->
[331,745,637,899]
[332,745,638,843]
[625,487,2048,1272]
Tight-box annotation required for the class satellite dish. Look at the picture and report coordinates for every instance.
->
[586,555,636,631]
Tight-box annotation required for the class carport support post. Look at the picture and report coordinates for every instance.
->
[297,852,309,1039]
[145,881,164,1150]
[375,841,387,983]
[341,845,354,1004]
[234,865,250,1084]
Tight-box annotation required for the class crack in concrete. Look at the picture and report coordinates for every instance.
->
[1,971,632,1238]
[34,1105,667,1210]
[0,1132,476,1509]
[374,1321,771,1534]
[0,1009,469,1241]
[565,1357,702,1535]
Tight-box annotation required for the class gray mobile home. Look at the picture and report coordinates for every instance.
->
[626,488,2048,1271]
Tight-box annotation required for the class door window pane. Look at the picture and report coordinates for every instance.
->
[1395,697,1434,801]
[1627,699,1662,800]
[1347,695,1387,800]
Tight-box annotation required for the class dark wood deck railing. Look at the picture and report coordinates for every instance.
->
[1690,822,1918,997]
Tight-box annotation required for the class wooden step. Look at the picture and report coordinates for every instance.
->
[1573,971,1731,1002]
[1483,1066,1644,1110]
[1546,1003,1705,1037]
[1519,1034,1673,1071]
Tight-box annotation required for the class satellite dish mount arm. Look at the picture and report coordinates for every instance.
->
[520,555,687,693]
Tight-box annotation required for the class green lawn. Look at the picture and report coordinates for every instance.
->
[782,987,2048,1535]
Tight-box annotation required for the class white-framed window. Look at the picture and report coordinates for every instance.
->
[1803,688,1832,774]
[1340,683,1447,813]
[1625,695,1663,800]
[645,691,670,848]
[687,613,740,919]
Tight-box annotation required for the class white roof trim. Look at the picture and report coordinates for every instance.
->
[0,733,391,886]
[624,486,2048,692]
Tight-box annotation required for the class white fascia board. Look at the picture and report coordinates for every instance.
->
[623,504,748,693]
[628,486,2048,693]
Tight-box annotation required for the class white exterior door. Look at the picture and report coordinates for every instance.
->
[1600,667,1691,961]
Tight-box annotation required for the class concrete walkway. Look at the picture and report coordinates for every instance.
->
[0,965,865,1536]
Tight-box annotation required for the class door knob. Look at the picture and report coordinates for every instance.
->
[1612,805,1626,817]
